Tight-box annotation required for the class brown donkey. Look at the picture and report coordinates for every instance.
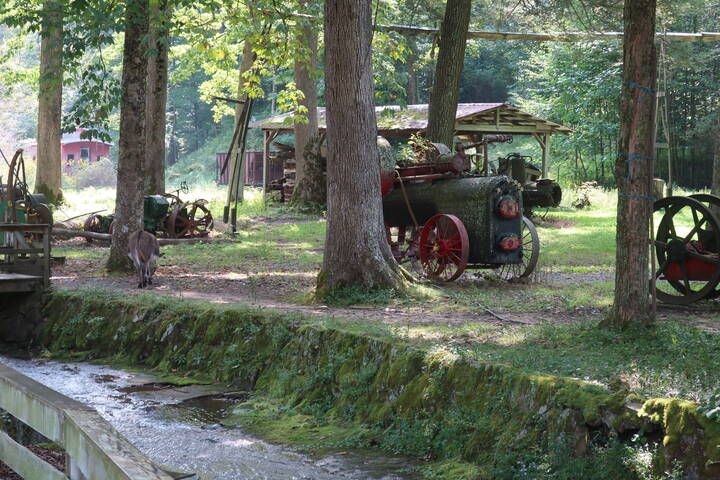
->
[128,231,160,288]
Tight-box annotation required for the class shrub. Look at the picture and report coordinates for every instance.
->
[72,158,117,189]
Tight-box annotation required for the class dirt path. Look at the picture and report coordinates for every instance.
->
[53,273,588,328]
[51,235,719,332]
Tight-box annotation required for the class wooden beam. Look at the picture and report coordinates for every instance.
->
[541,133,552,177]
[52,229,232,246]
[285,12,720,43]
[456,123,562,134]
[379,23,720,43]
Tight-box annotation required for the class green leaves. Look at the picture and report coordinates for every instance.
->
[63,56,121,142]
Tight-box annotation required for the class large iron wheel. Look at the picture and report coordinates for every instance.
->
[497,216,540,282]
[165,201,214,238]
[419,213,469,282]
[83,214,106,243]
[162,192,183,210]
[653,196,720,305]
[688,194,720,299]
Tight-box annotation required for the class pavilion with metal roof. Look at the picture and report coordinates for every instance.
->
[249,103,572,190]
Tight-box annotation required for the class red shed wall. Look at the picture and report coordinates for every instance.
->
[62,141,111,163]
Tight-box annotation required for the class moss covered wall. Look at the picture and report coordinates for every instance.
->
[38,291,720,478]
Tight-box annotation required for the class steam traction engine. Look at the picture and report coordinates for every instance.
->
[381,141,539,282]
[653,194,720,305]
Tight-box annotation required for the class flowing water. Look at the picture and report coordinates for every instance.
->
[0,356,416,480]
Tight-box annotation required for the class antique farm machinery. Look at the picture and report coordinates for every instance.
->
[381,140,539,282]
[653,194,720,305]
[0,149,53,226]
[84,183,213,239]
[496,153,562,216]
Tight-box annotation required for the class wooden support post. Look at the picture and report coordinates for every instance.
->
[42,226,50,287]
[262,130,269,197]
[544,133,551,178]
[482,143,489,175]
[533,133,548,178]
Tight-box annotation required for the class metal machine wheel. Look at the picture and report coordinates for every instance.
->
[653,196,720,305]
[165,201,214,238]
[497,216,540,281]
[83,214,103,243]
[419,213,469,282]
[688,193,720,299]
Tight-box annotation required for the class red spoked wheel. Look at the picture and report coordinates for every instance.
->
[419,213,469,282]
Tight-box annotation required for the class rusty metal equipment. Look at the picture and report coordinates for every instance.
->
[653,194,720,305]
[0,149,53,227]
[84,183,213,239]
[498,153,562,216]
[381,141,539,282]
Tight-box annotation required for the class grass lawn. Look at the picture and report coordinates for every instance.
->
[53,184,628,314]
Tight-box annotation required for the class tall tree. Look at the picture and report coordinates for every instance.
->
[145,0,170,195]
[35,0,63,203]
[406,36,418,104]
[291,12,321,205]
[605,0,657,327]
[107,0,150,271]
[425,0,471,147]
[320,0,404,291]
[713,100,720,204]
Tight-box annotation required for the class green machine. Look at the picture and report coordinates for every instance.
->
[84,186,213,239]
[1,150,53,225]
[143,195,170,232]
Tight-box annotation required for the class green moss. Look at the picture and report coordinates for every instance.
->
[419,459,488,480]
[224,398,372,451]
[554,380,626,425]
[639,398,720,476]
[36,289,718,479]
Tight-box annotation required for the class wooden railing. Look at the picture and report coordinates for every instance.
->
[0,223,51,288]
[0,362,195,480]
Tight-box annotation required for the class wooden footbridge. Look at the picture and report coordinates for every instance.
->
[0,223,196,478]
[0,362,196,479]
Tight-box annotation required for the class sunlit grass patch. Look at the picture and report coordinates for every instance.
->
[459,318,720,401]
[427,280,614,314]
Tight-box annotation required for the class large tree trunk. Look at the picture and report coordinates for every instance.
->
[713,109,720,218]
[406,36,418,104]
[425,0,471,147]
[291,16,322,205]
[713,99,720,199]
[606,0,657,327]
[320,0,403,292]
[144,0,169,195]
[35,0,63,204]
[107,0,150,272]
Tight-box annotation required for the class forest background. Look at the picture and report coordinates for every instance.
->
[0,0,717,190]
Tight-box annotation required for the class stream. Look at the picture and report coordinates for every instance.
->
[0,356,416,480]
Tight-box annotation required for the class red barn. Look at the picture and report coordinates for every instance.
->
[24,128,112,174]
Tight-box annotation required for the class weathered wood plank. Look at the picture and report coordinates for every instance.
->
[0,248,45,255]
[0,223,50,233]
[0,363,191,480]
[52,228,230,246]
[0,429,68,480]
[0,273,41,293]
[0,273,41,281]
